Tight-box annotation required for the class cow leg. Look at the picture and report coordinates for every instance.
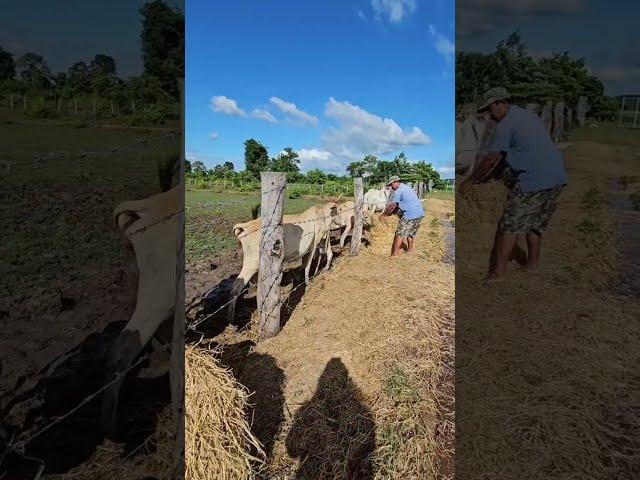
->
[101,308,172,438]
[304,241,317,286]
[313,247,323,277]
[323,234,333,272]
[227,262,257,324]
[339,226,349,248]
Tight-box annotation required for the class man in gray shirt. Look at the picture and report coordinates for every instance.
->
[470,87,568,282]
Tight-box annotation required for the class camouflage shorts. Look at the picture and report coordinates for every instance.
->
[396,216,423,238]
[498,184,564,234]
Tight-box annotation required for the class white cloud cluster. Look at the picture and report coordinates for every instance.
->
[428,25,455,63]
[322,97,431,159]
[209,132,219,140]
[297,148,345,174]
[371,0,416,23]
[270,97,319,126]
[251,108,278,123]
[210,96,246,117]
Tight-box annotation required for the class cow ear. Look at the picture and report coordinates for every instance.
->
[115,210,141,234]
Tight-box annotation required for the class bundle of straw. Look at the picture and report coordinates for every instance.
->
[185,346,265,480]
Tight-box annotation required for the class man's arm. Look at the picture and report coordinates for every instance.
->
[381,202,398,216]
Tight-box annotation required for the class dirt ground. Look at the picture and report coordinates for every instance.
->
[456,138,640,479]
[187,195,455,479]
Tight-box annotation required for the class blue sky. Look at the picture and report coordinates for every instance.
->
[1,1,149,79]
[457,0,640,96]
[186,0,455,177]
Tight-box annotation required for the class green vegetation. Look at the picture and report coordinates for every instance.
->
[186,139,449,191]
[457,32,617,121]
[0,1,183,126]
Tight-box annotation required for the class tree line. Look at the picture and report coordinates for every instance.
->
[0,0,183,124]
[456,32,618,121]
[186,138,446,188]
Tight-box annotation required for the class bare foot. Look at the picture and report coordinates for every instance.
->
[482,272,505,285]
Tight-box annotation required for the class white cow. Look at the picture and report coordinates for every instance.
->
[101,185,182,436]
[228,202,344,323]
[363,187,390,214]
[455,115,490,181]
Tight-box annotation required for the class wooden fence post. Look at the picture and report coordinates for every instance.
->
[553,101,565,142]
[74,98,78,116]
[541,101,553,134]
[350,177,364,257]
[110,100,115,115]
[57,97,62,113]
[577,96,588,127]
[9,94,14,110]
[258,172,286,340]
[171,77,185,480]
[23,94,27,112]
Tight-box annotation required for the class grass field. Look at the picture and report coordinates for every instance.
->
[186,189,343,263]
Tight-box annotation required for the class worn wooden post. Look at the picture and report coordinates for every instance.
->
[350,177,364,257]
[171,77,185,480]
[577,96,588,127]
[110,100,115,115]
[566,107,573,131]
[9,94,14,110]
[23,94,27,112]
[57,97,62,113]
[553,101,565,142]
[74,97,78,115]
[258,172,286,340]
[541,101,553,134]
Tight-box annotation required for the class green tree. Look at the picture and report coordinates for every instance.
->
[243,139,270,179]
[346,161,365,177]
[0,46,15,80]
[306,168,327,184]
[15,53,51,90]
[270,147,300,173]
[68,61,92,94]
[139,0,184,97]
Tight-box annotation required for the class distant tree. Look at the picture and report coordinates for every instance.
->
[68,61,92,94]
[270,147,300,173]
[15,53,51,90]
[185,159,192,173]
[0,46,15,80]
[190,160,207,175]
[346,161,365,177]
[243,138,270,179]
[306,168,327,184]
[89,54,117,77]
[223,161,235,171]
[139,0,184,97]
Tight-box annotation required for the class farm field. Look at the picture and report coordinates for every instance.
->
[456,128,640,478]
[185,189,455,478]
[0,112,180,475]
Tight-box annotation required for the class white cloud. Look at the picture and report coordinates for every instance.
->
[322,97,431,159]
[437,165,455,177]
[371,0,416,23]
[210,95,247,117]
[297,149,345,174]
[357,9,367,21]
[428,24,455,63]
[251,108,278,123]
[209,132,219,140]
[269,97,319,126]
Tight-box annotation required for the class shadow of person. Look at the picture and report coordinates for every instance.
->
[285,358,376,480]
[220,341,285,460]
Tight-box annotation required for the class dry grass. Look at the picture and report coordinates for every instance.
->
[456,141,640,479]
[230,196,455,479]
[44,410,174,480]
[185,346,265,480]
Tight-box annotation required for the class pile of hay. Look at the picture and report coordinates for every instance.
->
[367,214,398,255]
[46,409,174,480]
[185,346,265,480]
